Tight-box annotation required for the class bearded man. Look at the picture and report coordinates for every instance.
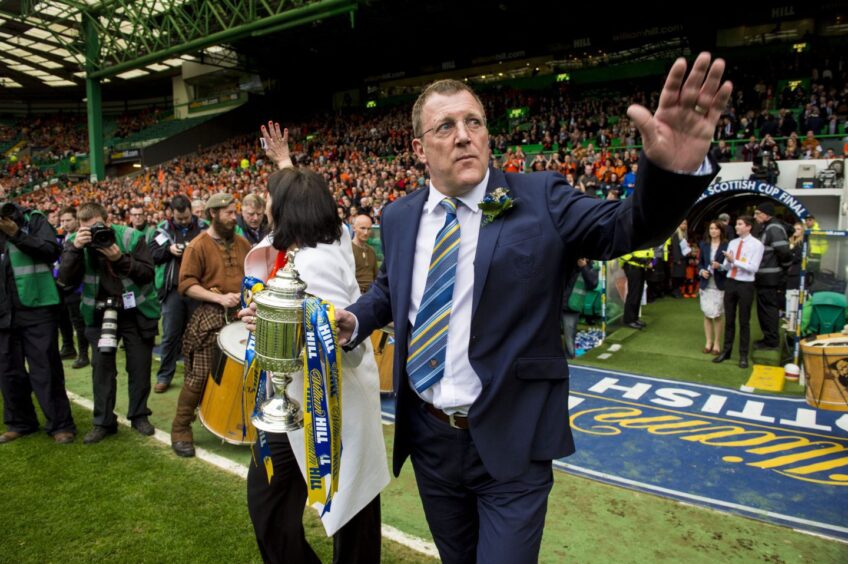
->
[170,193,251,457]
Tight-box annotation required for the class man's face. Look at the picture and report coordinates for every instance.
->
[59,212,78,233]
[353,216,372,243]
[191,201,204,218]
[47,209,59,227]
[753,210,769,224]
[242,204,263,230]
[172,208,192,227]
[735,219,751,237]
[129,208,145,228]
[411,91,489,197]
[805,217,815,229]
[212,203,237,239]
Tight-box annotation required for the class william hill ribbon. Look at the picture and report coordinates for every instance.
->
[303,297,342,515]
[241,276,274,482]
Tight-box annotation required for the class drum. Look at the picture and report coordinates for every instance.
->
[370,324,395,394]
[799,333,848,412]
[199,322,258,444]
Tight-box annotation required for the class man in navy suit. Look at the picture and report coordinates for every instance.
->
[337,53,732,562]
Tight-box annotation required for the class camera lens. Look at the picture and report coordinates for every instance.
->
[98,308,119,354]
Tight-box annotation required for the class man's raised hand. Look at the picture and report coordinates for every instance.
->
[627,52,733,173]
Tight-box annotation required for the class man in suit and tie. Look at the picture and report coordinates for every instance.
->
[337,53,732,562]
[712,215,765,369]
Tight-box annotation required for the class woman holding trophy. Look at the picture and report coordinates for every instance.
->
[238,123,388,563]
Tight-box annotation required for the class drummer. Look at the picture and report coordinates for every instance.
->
[170,193,252,458]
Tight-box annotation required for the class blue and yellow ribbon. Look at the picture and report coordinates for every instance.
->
[242,276,274,482]
[302,297,343,515]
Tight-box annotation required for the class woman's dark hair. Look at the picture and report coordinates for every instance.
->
[268,168,342,251]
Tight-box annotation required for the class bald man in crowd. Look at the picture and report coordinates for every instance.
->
[351,214,378,294]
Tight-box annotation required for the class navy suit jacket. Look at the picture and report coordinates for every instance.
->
[698,241,729,290]
[348,154,717,481]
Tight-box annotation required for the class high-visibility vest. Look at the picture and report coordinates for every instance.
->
[6,210,60,307]
[808,222,828,257]
[619,248,654,268]
[68,224,160,326]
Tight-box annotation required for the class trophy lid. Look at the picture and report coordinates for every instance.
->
[254,249,307,309]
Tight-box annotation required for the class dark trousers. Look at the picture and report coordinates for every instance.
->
[156,291,196,385]
[247,434,381,564]
[85,314,154,428]
[623,264,646,324]
[723,278,755,358]
[66,295,88,359]
[408,398,553,564]
[755,285,782,347]
[59,296,74,350]
[0,320,75,435]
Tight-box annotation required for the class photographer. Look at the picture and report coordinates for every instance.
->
[0,202,76,444]
[59,202,159,444]
[149,195,207,393]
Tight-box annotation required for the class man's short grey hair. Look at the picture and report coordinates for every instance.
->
[411,79,486,138]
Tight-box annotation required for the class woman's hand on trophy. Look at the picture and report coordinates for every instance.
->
[238,301,258,333]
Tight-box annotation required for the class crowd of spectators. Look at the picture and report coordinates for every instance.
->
[2,48,847,227]
[114,108,164,139]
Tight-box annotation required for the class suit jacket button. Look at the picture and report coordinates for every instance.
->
[471,335,478,343]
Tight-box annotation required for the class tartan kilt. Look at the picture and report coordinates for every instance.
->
[182,303,234,391]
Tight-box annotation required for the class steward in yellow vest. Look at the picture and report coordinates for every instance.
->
[619,248,654,329]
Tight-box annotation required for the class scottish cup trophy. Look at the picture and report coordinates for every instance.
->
[251,250,307,433]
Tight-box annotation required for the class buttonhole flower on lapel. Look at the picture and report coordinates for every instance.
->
[478,187,516,226]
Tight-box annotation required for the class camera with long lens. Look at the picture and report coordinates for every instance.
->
[88,222,116,249]
[96,297,120,354]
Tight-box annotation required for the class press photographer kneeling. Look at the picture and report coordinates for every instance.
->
[59,202,160,444]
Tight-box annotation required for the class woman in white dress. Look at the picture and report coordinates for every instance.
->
[239,166,389,563]
[697,220,729,355]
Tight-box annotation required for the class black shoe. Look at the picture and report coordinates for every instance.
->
[739,358,749,369]
[713,350,731,363]
[131,417,155,436]
[60,347,77,360]
[72,356,90,369]
[635,320,647,328]
[83,426,117,444]
[625,322,643,330]
[753,341,778,350]
[172,441,196,458]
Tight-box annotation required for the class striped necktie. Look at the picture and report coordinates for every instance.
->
[407,197,460,393]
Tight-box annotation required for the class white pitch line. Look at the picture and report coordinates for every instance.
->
[381,524,440,558]
[66,392,437,558]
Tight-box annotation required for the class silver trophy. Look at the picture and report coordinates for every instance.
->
[251,250,308,433]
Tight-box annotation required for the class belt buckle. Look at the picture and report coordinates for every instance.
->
[448,412,462,429]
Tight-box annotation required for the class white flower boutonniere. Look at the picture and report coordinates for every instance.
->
[478,187,517,226]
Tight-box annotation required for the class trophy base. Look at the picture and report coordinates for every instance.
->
[252,397,304,433]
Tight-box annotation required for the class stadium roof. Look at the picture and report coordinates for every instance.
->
[0,0,350,99]
[0,1,843,102]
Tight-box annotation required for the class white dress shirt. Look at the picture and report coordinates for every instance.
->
[407,170,489,414]
[722,233,764,282]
